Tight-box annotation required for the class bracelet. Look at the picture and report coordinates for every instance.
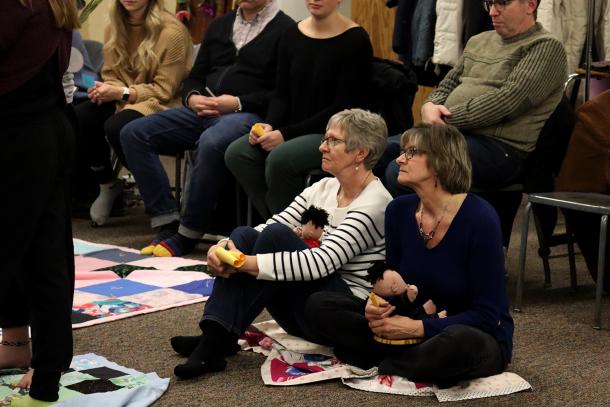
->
[0,339,30,347]
[373,335,422,346]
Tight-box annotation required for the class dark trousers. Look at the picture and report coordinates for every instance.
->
[305,292,507,386]
[0,106,75,382]
[73,101,143,184]
[202,224,351,340]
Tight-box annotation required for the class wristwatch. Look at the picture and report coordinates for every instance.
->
[121,87,130,102]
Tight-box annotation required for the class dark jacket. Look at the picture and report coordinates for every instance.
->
[181,10,294,117]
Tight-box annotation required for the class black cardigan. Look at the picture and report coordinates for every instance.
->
[181,10,294,117]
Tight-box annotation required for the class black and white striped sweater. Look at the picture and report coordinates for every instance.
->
[255,177,393,299]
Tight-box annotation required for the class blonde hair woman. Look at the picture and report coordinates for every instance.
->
[74,0,192,226]
[1,0,78,403]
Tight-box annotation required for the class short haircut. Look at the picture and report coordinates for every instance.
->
[300,206,329,228]
[400,123,472,194]
[327,109,388,170]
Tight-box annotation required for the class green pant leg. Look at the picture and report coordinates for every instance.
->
[225,134,271,220]
[265,133,324,214]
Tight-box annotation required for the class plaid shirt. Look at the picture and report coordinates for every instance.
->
[232,0,280,50]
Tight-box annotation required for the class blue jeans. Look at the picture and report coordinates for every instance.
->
[385,133,526,196]
[120,108,260,236]
[202,223,351,341]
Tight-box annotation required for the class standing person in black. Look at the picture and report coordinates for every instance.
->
[0,0,78,403]
[121,0,294,257]
[225,0,373,219]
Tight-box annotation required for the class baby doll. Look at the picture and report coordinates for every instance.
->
[293,206,329,248]
[367,262,447,320]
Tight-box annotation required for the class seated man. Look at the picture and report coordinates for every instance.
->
[386,0,567,194]
[121,0,294,256]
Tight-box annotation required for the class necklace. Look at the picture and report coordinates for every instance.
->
[337,171,372,206]
[418,201,449,243]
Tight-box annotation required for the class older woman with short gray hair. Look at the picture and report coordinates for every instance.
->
[171,109,393,380]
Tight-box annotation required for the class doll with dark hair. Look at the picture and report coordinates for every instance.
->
[293,206,329,248]
[367,262,446,320]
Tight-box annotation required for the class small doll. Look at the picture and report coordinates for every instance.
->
[293,206,329,248]
[367,262,446,320]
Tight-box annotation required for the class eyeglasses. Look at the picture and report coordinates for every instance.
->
[400,146,425,161]
[320,136,346,148]
[483,0,515,12]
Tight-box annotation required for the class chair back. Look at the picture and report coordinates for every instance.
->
[523,95,576,193]
[84,39,104,74]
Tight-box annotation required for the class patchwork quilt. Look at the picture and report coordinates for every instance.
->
[241,321,533,402]
[0,354,168,406]
[71,239,214,328]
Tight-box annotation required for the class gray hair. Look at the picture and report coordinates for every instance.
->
[401,123,472,194]
[326,109,388,170]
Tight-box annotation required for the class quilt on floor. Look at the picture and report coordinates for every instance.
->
[71,239,213,328]
[242,321,532,402]
[0,353,168,406]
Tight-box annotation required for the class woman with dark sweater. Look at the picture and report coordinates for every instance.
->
[305,123,514,387]
[225,0,373,219]
[0,0,78,403]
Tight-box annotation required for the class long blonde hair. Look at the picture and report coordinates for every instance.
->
[19,0,80,29]
[105,0,163,81]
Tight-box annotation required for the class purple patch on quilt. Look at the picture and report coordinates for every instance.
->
[78,279,161,297]
[170,278,214,296]
[84,249,147,263]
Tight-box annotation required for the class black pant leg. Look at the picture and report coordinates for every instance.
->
[103,109,143,171]
[0,106,75,400]
[74,101,116,184]
[379,324,506,385]
[304,291,392,368]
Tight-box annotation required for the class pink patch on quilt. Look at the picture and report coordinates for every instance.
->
[74,256,117,273]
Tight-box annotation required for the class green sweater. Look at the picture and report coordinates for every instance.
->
[426,23,567,152]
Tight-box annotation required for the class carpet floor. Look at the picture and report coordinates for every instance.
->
[71,200,610,407]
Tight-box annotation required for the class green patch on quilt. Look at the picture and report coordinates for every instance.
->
[175,264,209,273]
[95,264,157,278]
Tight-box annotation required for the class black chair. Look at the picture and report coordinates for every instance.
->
[472,95,576,280]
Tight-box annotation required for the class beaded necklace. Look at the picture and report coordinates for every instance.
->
[418,201,449,243]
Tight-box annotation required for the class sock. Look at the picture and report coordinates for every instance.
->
[27,370,60,403]
[89,180,124,226]
[173,321,231,379]
[170,334,240,358]
[153,233,198,257]
[141,221,179,255]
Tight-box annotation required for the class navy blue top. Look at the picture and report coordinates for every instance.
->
[385,193,514,362]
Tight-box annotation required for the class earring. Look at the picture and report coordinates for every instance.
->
[355,165,359,171]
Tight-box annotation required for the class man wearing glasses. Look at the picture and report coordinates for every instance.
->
[420,0,566,188]
[388,0,566,192]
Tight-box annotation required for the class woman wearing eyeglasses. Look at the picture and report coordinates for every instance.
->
[306,123,514,386]
[170,109,392,380]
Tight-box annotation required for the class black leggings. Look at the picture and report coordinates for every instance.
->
[0,106,75,385]
[74,101,143,184]
[305,291,507,386]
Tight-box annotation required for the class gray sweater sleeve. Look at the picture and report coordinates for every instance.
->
[430,37,567,131]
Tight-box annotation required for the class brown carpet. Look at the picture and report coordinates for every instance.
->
[71,201,610,407]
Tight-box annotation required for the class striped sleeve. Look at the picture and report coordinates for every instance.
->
[445,37,567,130]
[256,208,386,285]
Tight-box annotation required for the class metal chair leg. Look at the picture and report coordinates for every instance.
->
[532,205,552,287]
[514,202,532,312]
[565,216,578,290]
[594,214,607,329]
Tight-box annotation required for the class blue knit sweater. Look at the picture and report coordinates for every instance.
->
[385,193,514,362]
